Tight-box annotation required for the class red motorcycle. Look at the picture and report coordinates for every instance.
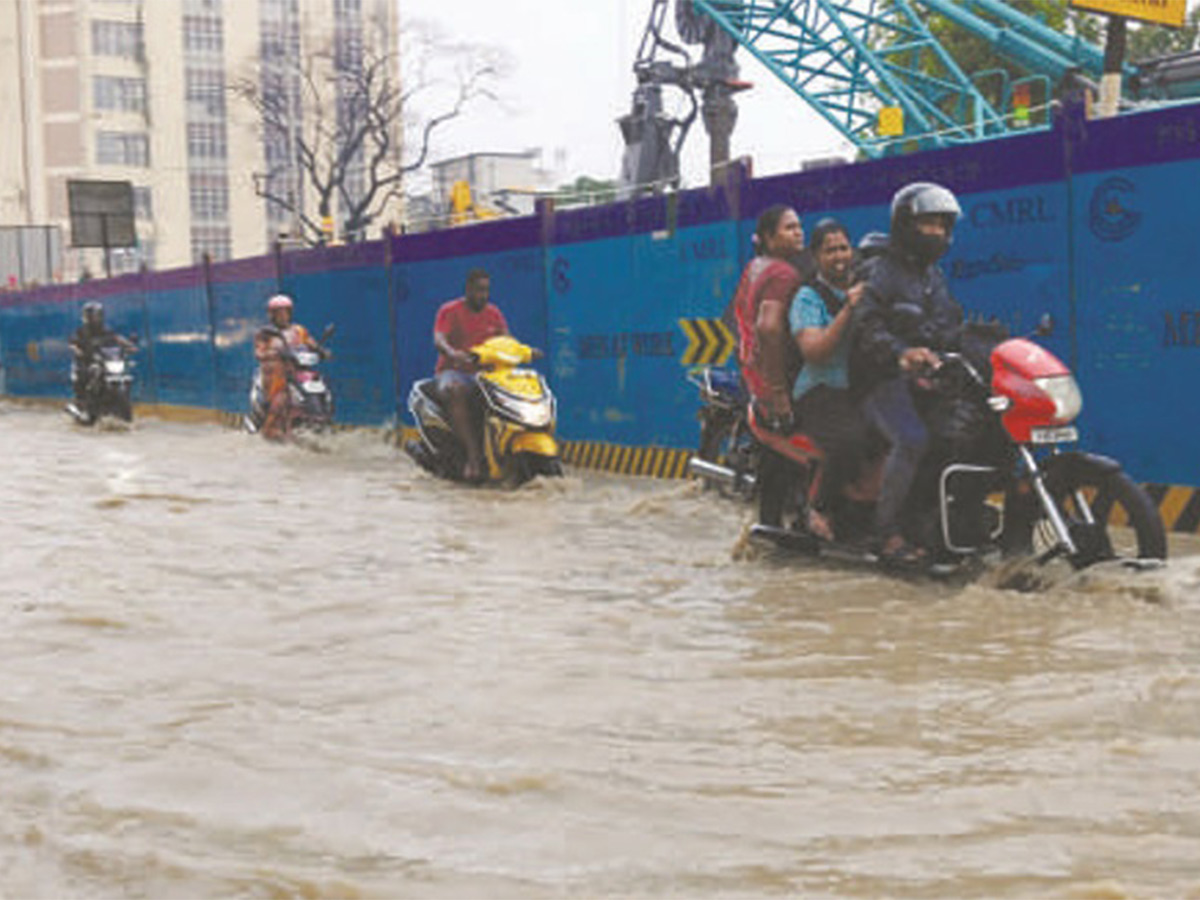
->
[739,324,1167,573]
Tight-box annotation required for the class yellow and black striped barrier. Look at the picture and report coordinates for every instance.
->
[560,440,693,480]
[1144,484,1200,535]
[678,317,736,366]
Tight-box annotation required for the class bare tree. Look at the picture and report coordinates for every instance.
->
[233,17,508,245]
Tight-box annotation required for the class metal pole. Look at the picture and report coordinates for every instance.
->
[1096,15,1127,118]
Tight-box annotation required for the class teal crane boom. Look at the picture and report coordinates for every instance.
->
[687,0,1197,159]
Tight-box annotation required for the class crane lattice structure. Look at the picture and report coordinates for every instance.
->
[689,0,1119,158]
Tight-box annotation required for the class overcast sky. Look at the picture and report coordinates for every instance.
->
[395,0,852,189]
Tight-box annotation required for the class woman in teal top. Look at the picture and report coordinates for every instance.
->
[788,218,871,541]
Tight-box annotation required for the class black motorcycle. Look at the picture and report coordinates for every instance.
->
[67,339,136,425]
[698,322,1167,574]
[686,365,758,499]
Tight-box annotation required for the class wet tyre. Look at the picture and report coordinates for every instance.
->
[1039,468,1167,569]
[515,453,563,484]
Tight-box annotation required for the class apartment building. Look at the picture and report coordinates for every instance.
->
[1,0,398,279]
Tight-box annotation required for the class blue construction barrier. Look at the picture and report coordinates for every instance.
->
[2,100,1198,491]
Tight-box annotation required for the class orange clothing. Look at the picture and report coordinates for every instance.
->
[254,323,314,440]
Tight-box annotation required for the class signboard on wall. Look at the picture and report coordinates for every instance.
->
[1068,0,1187,28]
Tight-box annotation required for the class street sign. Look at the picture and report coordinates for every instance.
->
[1069,0,1187,28]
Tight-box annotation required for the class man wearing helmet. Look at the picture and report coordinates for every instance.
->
[850,182,966,565]
[69,302,136,414]
[254,293,318,440]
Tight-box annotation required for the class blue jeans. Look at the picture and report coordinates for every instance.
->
[861,377,929,540]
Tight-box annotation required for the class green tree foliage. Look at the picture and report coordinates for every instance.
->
[1126,6,1200,62]
[888,0,1199,123]
[556,176,618,207]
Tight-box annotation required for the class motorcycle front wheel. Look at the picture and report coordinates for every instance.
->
[1037,469,1167,568]
[514,453,563,484]
[697,409,757,499]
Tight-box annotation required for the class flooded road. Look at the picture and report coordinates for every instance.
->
[2,402,1199,899]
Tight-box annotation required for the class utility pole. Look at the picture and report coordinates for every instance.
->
[1097,14,1127,118]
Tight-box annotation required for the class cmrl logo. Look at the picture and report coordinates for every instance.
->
[1089,177,1142,242]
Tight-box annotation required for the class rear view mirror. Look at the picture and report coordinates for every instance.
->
[1035,313,1054,337]
[320,323,336,342]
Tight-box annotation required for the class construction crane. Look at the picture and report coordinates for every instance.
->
[618,0,1200,182]
[617,0,752,193]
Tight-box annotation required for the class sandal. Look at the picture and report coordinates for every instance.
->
[877,534,926,568]
[806,508,835,542]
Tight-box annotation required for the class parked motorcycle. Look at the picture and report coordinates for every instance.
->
[697,322,1167,573]
[244,324,335,435]
[66,339,136,426]
[405,335,563,486]
[686,365,757,499]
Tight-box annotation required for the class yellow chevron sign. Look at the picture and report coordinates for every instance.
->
[678,317,736,366]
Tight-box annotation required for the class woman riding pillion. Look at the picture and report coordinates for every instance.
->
[788,218,872,542]
[254,293,320,441]
[731,205,808,527]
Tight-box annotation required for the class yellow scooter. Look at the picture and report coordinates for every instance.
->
[405,336,563,485]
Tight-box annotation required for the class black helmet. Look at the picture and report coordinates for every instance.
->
[856,230,890,259]
[82,301,104,328]
[889,182,961,266]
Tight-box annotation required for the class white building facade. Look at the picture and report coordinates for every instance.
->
[0,0,397,280]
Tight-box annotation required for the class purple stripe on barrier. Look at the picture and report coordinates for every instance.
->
[282,239,388,274]
[389,216,543,263]
[207,253,276,284]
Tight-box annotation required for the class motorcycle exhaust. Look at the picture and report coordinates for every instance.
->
[688,456,755,490]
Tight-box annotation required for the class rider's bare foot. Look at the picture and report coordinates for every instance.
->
[462,459,486,484]
[806,508,835,542]
[878,534,926,567]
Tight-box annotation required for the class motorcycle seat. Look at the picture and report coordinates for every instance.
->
[747,405,823,465]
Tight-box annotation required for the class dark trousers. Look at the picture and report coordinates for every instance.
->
[861,377,929,539]
[794,384,869,514]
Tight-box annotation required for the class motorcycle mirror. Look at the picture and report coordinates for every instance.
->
[1035,313,1054,337]
[320,323,335,342]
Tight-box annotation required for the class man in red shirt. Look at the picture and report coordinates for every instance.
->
[432,267,508,482]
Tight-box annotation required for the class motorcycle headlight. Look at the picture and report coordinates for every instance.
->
[104,360,126,374]
[1033,374,1082,423]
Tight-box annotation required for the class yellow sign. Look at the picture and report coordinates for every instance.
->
[678,317,735,366]
[1069,0,1186,28]
[878,106,904,138]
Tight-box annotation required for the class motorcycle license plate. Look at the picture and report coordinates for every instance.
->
[301,381,325,394]
[1030,425,1078,444]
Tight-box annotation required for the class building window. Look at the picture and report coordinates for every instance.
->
[189,172,229,221]
[185,67,226,116]
[96,131,150,167]
[133,186,153,220]
[191,225,231,263]
[94,76,147,114]
[183,15,224,53]
[186,122,227,160]
[92,20,144,59]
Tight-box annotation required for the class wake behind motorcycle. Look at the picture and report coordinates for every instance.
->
[405,335,563,486]
[694,324,1167,574]
[66,339,136,426]
[244,324,335,435]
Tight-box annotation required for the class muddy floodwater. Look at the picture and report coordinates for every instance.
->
[1,402,1199,899]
